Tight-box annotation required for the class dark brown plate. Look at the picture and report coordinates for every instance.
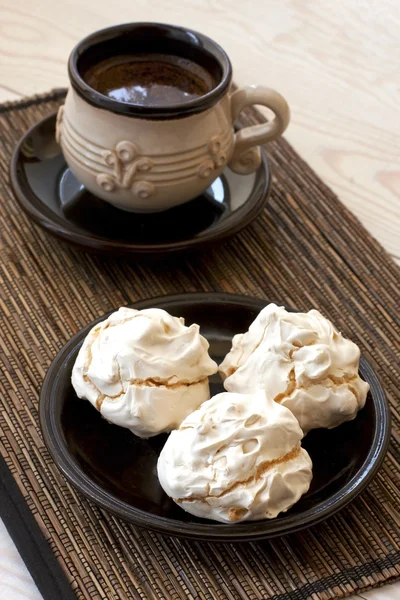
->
[39,293,391,541]
[10,114,271,255]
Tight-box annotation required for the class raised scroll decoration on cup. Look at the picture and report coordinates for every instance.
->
[197,134,228,179]
[96,141,154,197]
[132,180,155,199]
[197,159,215,179]
[208,135,227,168]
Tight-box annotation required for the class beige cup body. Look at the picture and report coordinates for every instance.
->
[57,89,235,212]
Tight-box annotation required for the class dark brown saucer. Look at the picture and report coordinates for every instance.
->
[39,293,391,542]
[10,114,271,255]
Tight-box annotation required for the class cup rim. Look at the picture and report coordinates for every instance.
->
[68,22,233,119]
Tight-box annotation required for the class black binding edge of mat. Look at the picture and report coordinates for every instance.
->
[0,453,76,600]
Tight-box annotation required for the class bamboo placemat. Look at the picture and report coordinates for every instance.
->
[0,90,399,600]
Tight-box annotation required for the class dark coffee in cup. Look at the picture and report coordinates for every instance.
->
[84,54,215,106]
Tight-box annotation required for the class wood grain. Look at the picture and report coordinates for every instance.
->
[0,2,399,599]
[0,521,42,600]
[0,0,399,264]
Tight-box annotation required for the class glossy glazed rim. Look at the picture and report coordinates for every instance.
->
[10,114,271,255]
[68,22,233,119]
[39,292,392,542]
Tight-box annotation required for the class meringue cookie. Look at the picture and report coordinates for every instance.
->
[158,390,312,523]
[219,304,369,432]
[72,307,218,437]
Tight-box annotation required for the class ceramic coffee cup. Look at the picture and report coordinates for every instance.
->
[57,23,290,212]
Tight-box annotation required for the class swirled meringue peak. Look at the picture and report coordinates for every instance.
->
[219,304,369,432]
[157,390,312,522]
[71,307,218,438]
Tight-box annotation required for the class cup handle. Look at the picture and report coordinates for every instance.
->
[228,86,290,174]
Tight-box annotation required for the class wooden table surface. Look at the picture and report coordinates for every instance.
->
[0,1,399,599]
